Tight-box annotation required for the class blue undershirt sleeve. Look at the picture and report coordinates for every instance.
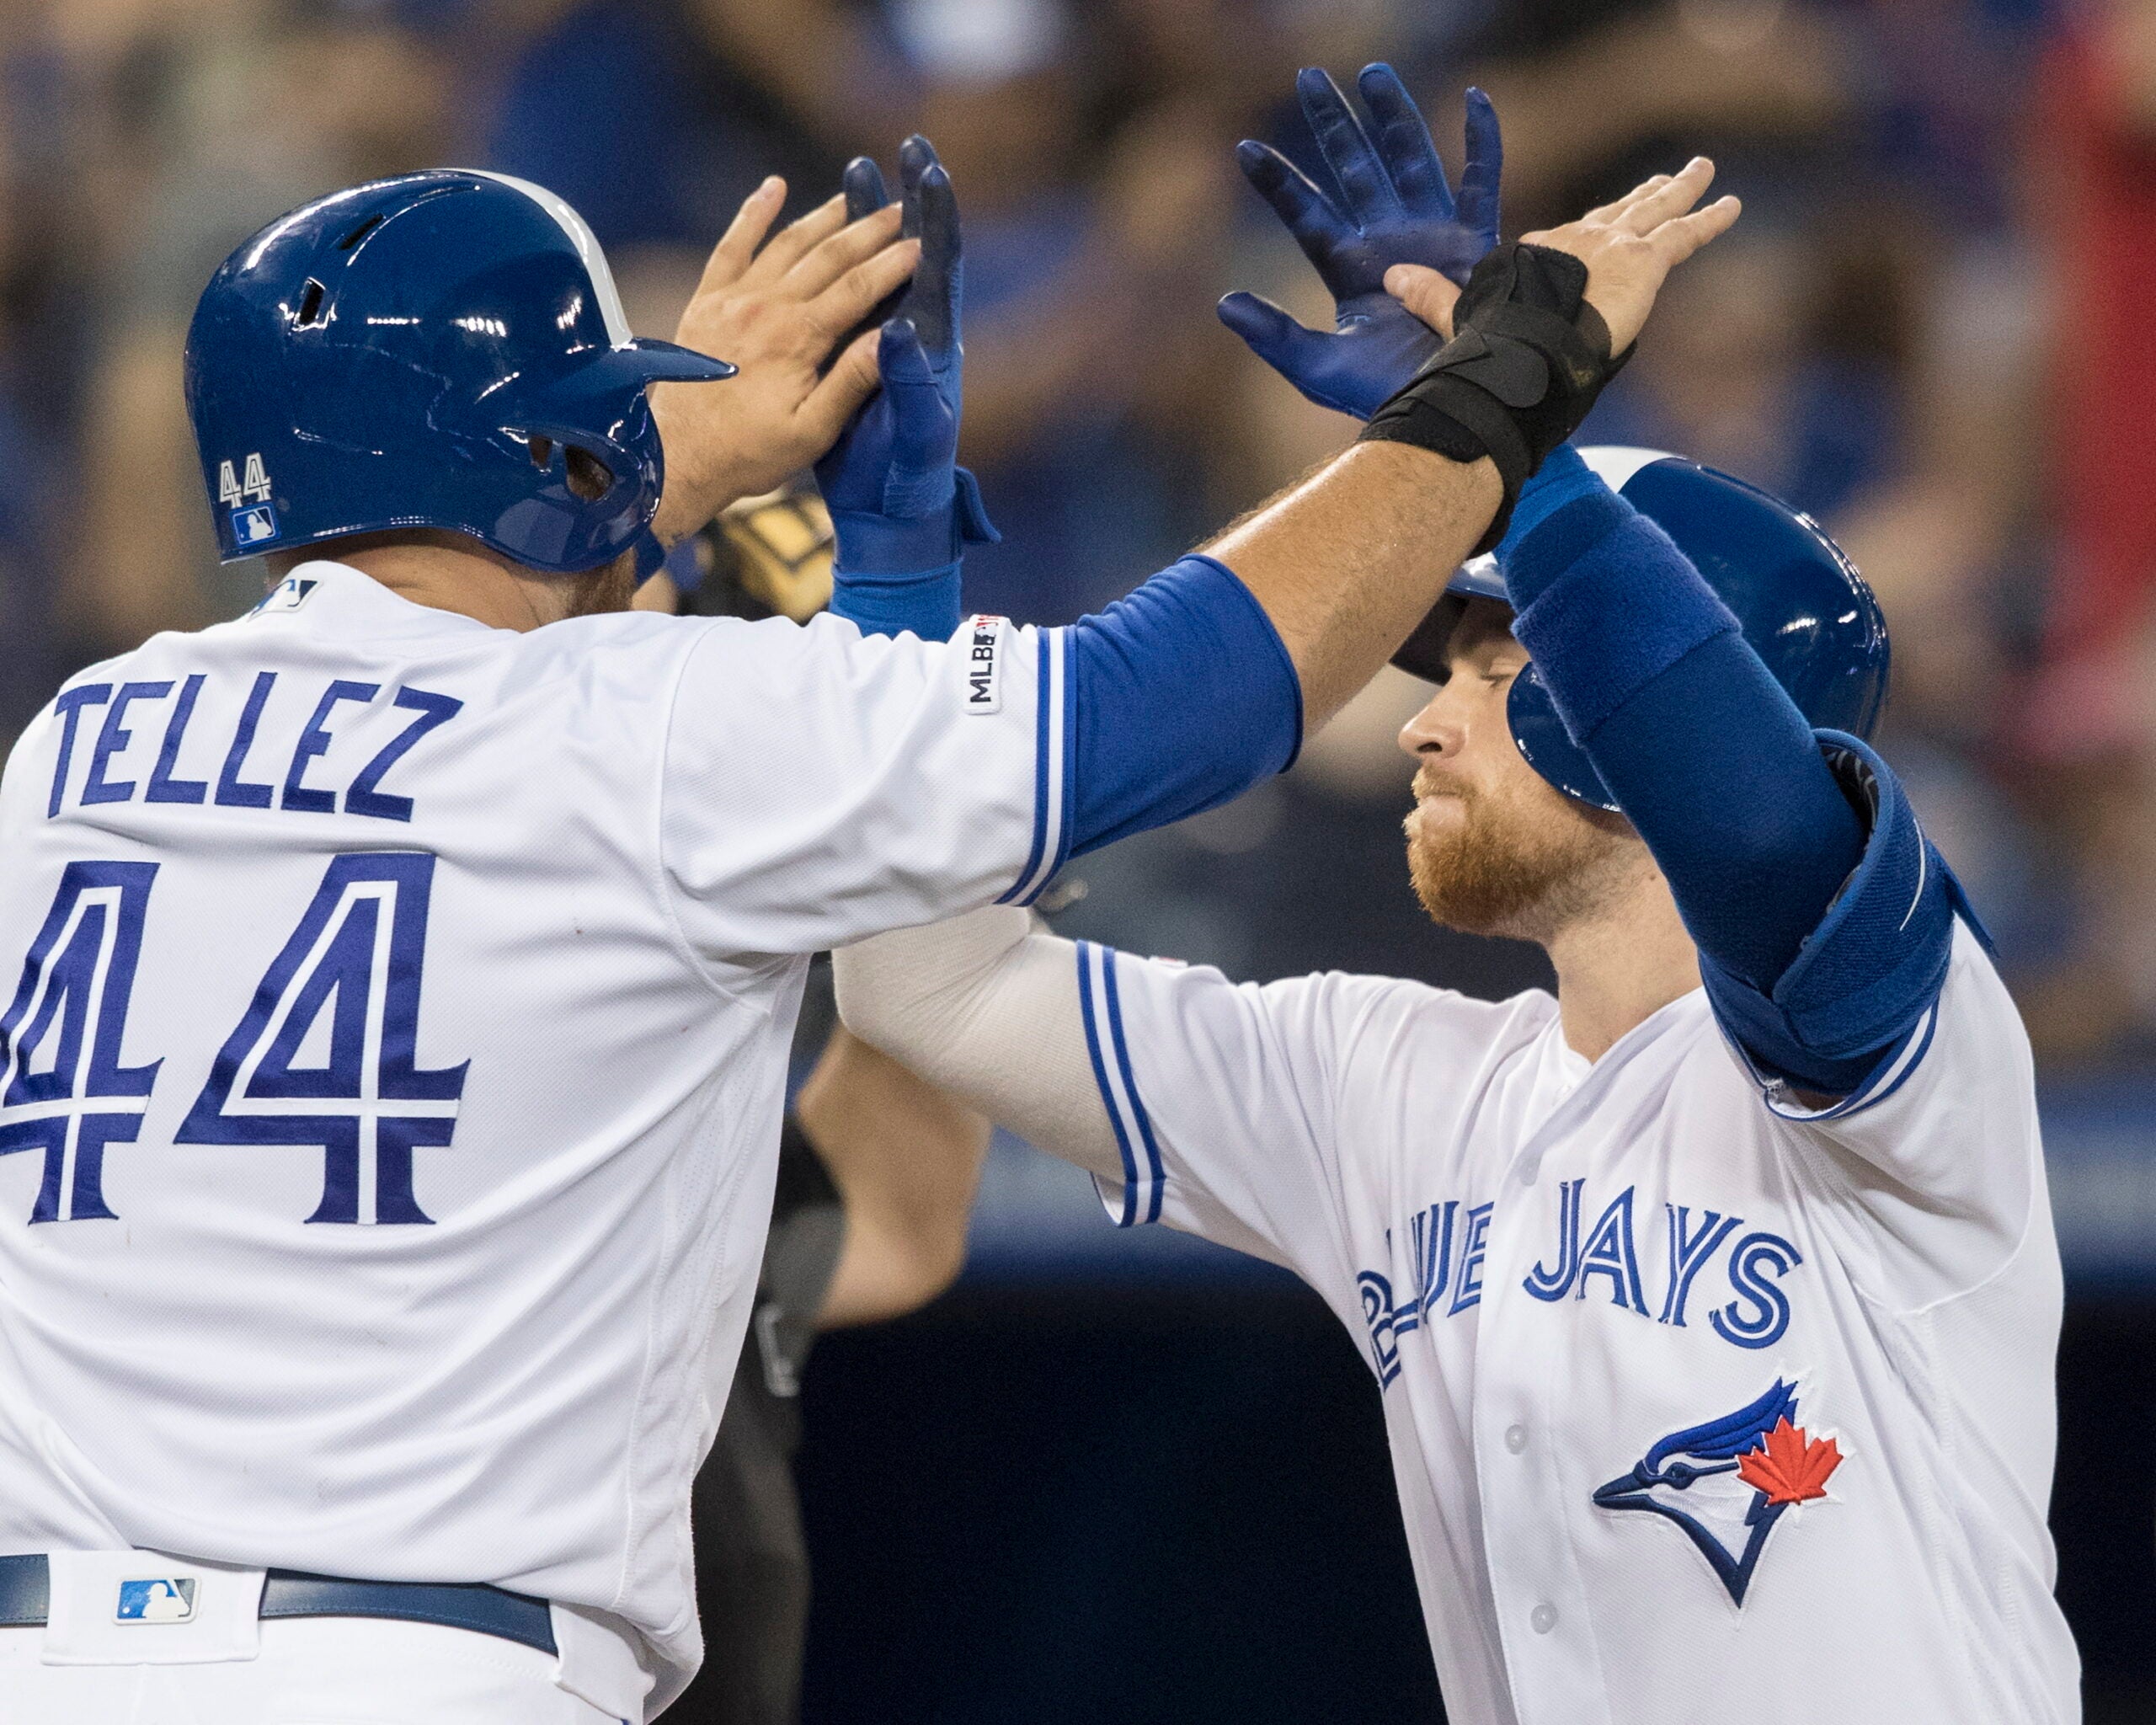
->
[828,561,963,642]
[1502,470,1966,1095]
[828,505,965,642]
[1061,554,1302,860]
[829,468,995,644]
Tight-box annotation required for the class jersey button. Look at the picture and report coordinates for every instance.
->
[1504,1423,1528,1454]
[1530,1602,1558,1635]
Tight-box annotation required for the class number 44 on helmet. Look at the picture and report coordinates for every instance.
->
[185,170,736,583]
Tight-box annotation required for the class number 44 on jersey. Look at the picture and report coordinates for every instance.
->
[0,853,466,1226]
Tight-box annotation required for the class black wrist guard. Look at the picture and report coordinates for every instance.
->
[1358,243,1630,553]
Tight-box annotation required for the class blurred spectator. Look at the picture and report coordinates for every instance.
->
[57,0,458,651]
[2033,0,2156,753]
[0,78,57,758]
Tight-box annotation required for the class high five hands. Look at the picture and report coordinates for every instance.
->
[1225,65,1737,419]
[1219,66,1500,419]
[814,134,997,622]
[1392,157,1739,359]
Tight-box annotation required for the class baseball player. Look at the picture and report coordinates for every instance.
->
[0,99,1730,1721]
[834,68,2076,1725]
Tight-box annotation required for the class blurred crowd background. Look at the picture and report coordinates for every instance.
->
[7,0,2155,1060]
[9,0,2156,1719]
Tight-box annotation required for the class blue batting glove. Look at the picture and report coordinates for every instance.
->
[1219,66,1502,420]
[815,135,997,643]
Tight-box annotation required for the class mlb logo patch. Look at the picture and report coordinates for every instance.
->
[232,503,280,547]
[115,1576,197,1623]
[962,615,1008,715]
[255,576,318,615]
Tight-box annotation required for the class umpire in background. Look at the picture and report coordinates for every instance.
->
[639,493,992,1725]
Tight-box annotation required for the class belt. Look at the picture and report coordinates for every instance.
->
[0,1553,556,1655]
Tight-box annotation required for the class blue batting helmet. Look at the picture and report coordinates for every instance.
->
[1391,446,1889,813]
[185,170,736,578]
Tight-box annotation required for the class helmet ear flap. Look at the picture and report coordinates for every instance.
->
[507,407,655,564]
[1505,665,1617,812]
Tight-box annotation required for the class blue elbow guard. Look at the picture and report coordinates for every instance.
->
[1701,733,1988,1103]
[1065,554,1302,857]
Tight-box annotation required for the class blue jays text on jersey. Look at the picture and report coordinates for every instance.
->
[1355,1181,1804,1386]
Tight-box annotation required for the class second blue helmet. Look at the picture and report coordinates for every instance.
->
[1391,447,1890,813]
[185,170,737,578]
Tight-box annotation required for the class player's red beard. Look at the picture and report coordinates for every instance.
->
[1404,763,1630,941]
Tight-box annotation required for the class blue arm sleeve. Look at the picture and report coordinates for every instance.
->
[1502,476,1962,1093]
[830,470,995,644]
[1062,554,1302,860]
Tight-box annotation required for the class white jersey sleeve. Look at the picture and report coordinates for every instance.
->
[1072,948,1387,1275]
[1073,944,1557,1290]
[835,909,1548,1286]
[661,611,1066,958]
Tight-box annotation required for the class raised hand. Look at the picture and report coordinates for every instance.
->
[814,135,996,641]
[1219,65,1501,419]
[649,179,919,545]
[1386,157,1739,360]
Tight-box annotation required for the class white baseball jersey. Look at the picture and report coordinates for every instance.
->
[1075,922,2075,1724]
[0,563,1069,1713]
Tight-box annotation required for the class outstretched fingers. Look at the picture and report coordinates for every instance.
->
[808,237,921,340]
[1576,176,1662,230]
[698,177,787,293]
[898,134,938,241]
[1455,87,1502,242]
[785,200,904,299]
[1357,62,1453,219]
[1611,158,1717,234]
[749,191,851,279]
[1238,140,1353,275]
[905,161,960,358]
[843,156,891,225]
[1299,66,1396,222]
[1646,195,1742,264]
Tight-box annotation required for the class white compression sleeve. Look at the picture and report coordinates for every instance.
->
[832,905,1123,1183]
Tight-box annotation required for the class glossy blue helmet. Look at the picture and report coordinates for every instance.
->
[1390,446,1889,813]
[185,170,736,578]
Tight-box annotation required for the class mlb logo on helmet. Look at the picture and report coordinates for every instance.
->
[1593,1379,1844,1605]
[232,504,279,547]
[115,1576,198,1623]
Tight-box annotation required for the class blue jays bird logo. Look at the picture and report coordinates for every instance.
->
[1593,1379,1844,1605]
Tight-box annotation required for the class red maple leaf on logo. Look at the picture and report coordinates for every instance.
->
[1735,1418,1843,1506]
